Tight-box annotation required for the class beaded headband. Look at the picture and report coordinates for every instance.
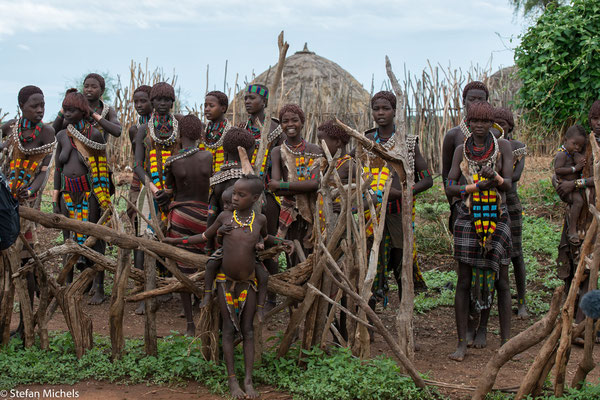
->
[247,85,268,100]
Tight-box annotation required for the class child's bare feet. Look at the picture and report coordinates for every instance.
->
[228,376,245,399]
[244,377,259,399]
[449,342,467,361]
[466,330,475,347]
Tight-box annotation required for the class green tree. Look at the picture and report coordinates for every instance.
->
[509,0,567,18]
[514,0,600,136]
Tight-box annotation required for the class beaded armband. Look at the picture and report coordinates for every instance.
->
[182,236,189,244]
[280,182,290,190]
[446,179,456,187]
[460,185,466,195]
[418,169,432,180]
[575,178,586,189]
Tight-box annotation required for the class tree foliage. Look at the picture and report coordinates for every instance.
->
[63,71,117,104]
[514,0,600,134]
[509,0,566,18]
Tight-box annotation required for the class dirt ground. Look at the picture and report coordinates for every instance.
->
[8,160,600,399]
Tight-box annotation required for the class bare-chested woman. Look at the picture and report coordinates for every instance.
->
[53,89,110,305]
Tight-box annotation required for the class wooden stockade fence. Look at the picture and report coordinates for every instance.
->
[0,33,586,399]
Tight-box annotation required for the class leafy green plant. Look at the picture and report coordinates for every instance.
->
[515,0,600,136]
[0,333,435,400]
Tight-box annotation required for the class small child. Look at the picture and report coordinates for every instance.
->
[197,186,268,319]
[165,174,273,399]
[554,125,587,245]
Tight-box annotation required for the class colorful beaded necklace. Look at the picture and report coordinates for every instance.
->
[206,120,227,144]
[233,210,255,232]
[153,113,173,136]
[17,118,43,144]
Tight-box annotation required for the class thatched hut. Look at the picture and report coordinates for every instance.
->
[230,44,372,140]
[488,65,521,110]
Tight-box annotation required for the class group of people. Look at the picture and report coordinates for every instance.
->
[10,73,593,396]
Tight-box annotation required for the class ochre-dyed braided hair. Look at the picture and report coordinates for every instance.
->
[150,82,175,101]
[222,127,255,155]
[462,81,489,101]
[179,114,203,140]
[466,101,494,123]
[206,91,229,112]
[84,73,106,92]
[279,104,305,124]
[134,85,152,97]
[370,91,396,110]
[493,107,515,133]
[18,85,43,107]
[62,89,90,118]
[318,120,350,144]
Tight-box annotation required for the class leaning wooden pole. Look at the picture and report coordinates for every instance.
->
[571,133,600,388]
[472,287,563,400]
[385,55,416,360]
[253,31,289,177]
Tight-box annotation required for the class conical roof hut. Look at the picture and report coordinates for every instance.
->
[231,44,372,139]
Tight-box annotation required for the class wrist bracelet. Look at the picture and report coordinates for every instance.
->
[280,181,290,190]
[460,185,466,195]
[575,178,585,189]
[202,232,207,241]
[182,236,189,244]
[57,111,64,118]
[572,166,576,173]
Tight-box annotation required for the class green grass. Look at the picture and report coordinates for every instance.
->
[0,333,436,400]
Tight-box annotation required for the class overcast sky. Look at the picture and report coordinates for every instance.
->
[0,0,525,118]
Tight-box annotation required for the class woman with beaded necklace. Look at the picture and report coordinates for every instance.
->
[53,89,110,305]
[268,104,323,264]
[52,73,121,141]
[133,82,181,236]
[199,91,231,174]
[360,91,432,314]
[446,101,513,362]
[0,85,56,338]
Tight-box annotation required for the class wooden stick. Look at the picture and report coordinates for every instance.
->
[253,31,289,177]
[571,136,600,388]
[319,288,343,350]
[143,235,158,356]
[20,206,209,266]
[322,257,426,388]
[109,209,131,360]
[554,219,598,396]
[6,244,35,348]
[472,287,563,400]
[386,55,417,361]
[515,323,562,400]
[57,207,112,285]
[307,283,373,329]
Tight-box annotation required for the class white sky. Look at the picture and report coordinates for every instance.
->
[0,0,525,117]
